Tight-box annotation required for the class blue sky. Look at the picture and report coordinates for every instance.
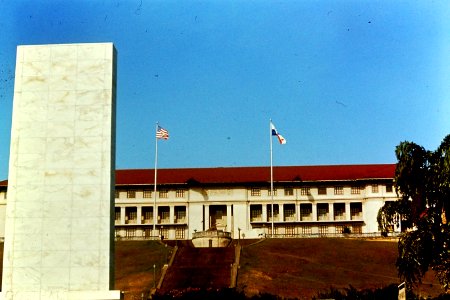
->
[1,0,449,180]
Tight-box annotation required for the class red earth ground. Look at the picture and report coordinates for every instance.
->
[0,239,446,300]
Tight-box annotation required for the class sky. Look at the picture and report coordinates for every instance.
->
[0,0,450,180]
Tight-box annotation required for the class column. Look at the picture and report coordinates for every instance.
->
[204,205,210,231]
[279,204,284,222]
[1,43,120,299]
[137,206,142,225]
[262,204,267,222]
[170,206,175,224]
[226,205,232,233]
[120,207,126,225]
[329,203,334,221]
[312,204,318,221]
[345,202,351,221]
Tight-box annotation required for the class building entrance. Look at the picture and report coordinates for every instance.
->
[209,205,227,231]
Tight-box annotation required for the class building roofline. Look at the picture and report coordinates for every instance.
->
[0,164,397,187]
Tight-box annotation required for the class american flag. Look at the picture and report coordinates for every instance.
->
[156,126,169,140]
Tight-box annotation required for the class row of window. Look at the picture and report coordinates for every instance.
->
[116,227,186,239]
[115,206,187,225]
[266,224,363,236]
[116,189,185,199]
[251,184,392,197]
[250,203,363,222]
[116,184,394,200]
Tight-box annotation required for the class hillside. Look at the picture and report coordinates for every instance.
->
[0,239,445,299]
[237,238,442,299]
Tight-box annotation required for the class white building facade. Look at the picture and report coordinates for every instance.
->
[0,164,401,241]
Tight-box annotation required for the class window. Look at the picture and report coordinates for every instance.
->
[175,207,186,223]
[268,188,277,196]
[351,186,361,194]
[301,226,312,235]
[143,228,153,238]
[371,184,379,193]
[127,190,136,198]
[386,184,393,193]
[125,228,136,238]
[300,187,310,196]
[125,207,137,224]
[284,204,296,221]
[319,225,328,236]
[285,225,295,237]
[143,190,152,198]
[317,203,329,221]
[160,227,169,239]
[268,226,278,236]
[284,187,294,196]
[334,203,346,220]
[115,190,120,199]
[159,189,168,198]
[142,207,153,224]
[250,205,262,222]
[158,207,170,224]
[251,188,261,196]
[350,203,363,220]
[335,225,345,234]
[175,227,185,239]
[334,186,344,195]
[300,204,312,221]
[318,187,327,195]
[176,189,185,198]
[352,225,362,234]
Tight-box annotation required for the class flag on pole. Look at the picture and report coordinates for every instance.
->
[270,122,286,144]
[156,125,169,140]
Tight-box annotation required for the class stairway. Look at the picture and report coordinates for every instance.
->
[158,243,236,294]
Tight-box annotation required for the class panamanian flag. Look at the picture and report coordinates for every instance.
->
[271,122,286,144]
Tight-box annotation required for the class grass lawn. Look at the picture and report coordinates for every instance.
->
[0,238,445,299]
[237,238,442,299]
[115,240,171,300]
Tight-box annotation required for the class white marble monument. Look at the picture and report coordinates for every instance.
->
[1,43,121,299]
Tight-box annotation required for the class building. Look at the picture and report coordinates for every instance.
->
[0,164,400,241]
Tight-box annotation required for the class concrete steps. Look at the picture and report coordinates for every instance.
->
[158,244,236,294]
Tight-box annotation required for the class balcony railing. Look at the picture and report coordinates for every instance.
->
[192,230,231,239]
[334,215,346,221]
[174,217,187,224]
[317,215,329,221]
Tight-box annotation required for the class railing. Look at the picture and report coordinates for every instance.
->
[174,217,186,224]
[192,230,231,239]
[263,232,401,239]
[351,215,363,221]
[115,235,160,241]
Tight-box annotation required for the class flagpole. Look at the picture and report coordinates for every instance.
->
[270,119,274,238]
[153,122,159,235]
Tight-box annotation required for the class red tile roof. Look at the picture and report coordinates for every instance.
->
[115,164,396,186]
[0,164,396,187]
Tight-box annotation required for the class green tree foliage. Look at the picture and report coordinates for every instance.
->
[378,135,450,290]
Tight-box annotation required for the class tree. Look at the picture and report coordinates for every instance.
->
[378,135,450,290]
